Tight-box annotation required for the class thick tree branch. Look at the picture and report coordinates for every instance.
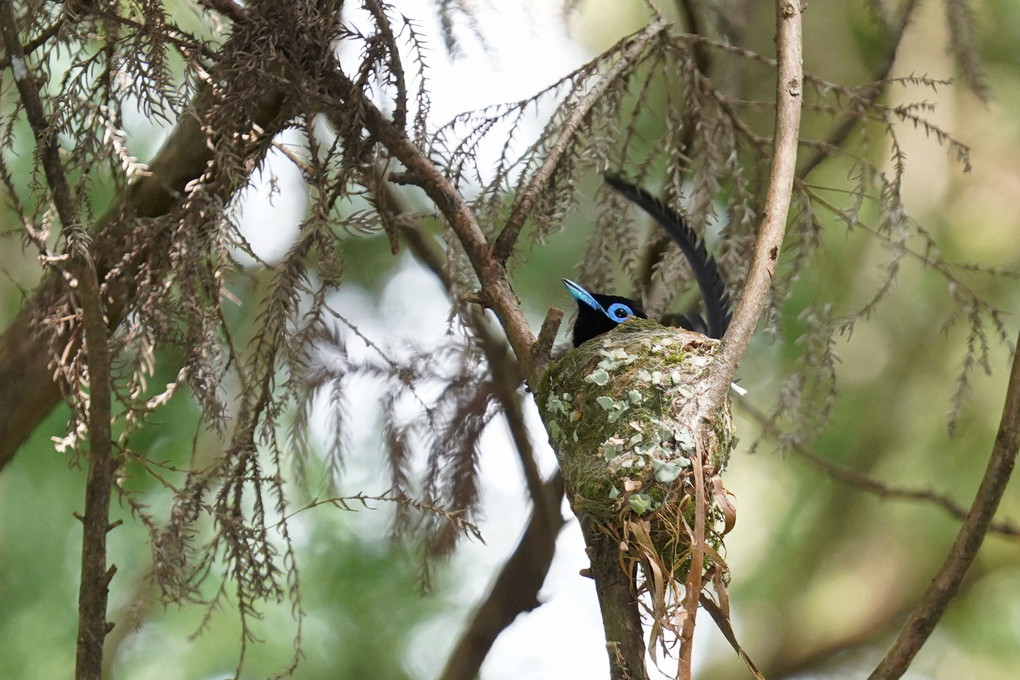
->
[0,15,62,69]
[678,3,802,676]
[439,474,565,680]
[675,0,712,74]
[867,330,1020,680]
[582,517,650,680]
[0,38,289,472]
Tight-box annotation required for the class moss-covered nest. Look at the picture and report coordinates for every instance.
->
[538,317,736,574]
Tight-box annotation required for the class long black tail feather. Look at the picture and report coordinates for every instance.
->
[604,173,732,339]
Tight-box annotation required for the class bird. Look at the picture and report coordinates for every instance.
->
[564,174,731,347]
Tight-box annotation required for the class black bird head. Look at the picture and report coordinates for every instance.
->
[562,278,647,347]
[562,176,732,348]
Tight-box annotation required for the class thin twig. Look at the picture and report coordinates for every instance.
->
[797,0,920,179]
[741,400,1020,538]
[532,308,564,378]
[491,18,670,264]
[867,330,1020,680]
[271,490,482,540]
[484,331,554,527]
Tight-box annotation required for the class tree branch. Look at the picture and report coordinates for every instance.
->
[439,474,565,680]
[321,69,542,382]
[740,400,1020,538]
[679,3,802,676]
[867,329,1020,680]
[363,169,557,526]
[490,18,670,264]
[582,517,650,680]
[362,174,569,678]
[0,6,114,677]
[703,0,803,410]
[0,34,290,472]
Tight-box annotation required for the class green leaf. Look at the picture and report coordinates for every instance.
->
[548,421,562,440]
[674,426,696,452]
[653,459,687,483]
[629,493,653,515]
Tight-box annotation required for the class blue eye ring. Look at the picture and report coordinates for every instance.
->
[606,302,634,321]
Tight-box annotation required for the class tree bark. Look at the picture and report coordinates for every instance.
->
[0,64,289,473]
[581,516,650,680]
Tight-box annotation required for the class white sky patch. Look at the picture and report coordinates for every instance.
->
[343,0,591,120]
[233,129,308,266]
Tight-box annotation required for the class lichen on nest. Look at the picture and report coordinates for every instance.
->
[537,317,736,574]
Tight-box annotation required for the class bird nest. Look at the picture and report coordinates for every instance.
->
[538,317,736,578]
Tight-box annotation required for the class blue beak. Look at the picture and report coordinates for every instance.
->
[562,278,603,313]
